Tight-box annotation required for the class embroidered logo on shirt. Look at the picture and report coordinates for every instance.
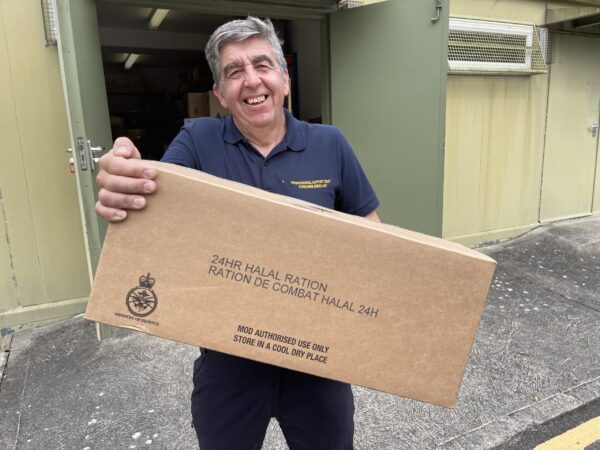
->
[290,179,332,189]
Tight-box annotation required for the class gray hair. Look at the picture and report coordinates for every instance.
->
[205,17,287,88]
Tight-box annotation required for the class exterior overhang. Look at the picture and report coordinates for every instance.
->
[546,3,600,27]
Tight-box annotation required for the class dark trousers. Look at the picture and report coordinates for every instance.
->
[191,350,355,450]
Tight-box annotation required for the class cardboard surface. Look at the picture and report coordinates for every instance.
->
[208,90,230,117]
[86,161,496,407]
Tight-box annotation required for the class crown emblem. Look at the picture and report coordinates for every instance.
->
[139,273,155,289]
[125,273,158,317]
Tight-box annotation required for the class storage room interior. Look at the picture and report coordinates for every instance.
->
[96,4,322,160]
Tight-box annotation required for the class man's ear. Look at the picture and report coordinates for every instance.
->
[283,69,290,97]
[213,83,228,108]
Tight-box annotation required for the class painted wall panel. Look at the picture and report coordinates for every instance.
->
[0,0,90,322]
[330,0,448,236]
[442,0,552,245]
[0,0,45,310]
[443,75,547,241]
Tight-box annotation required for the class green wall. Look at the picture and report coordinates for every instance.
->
[330,0,448,236]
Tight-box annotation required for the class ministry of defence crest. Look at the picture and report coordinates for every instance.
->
[126,273,158,317]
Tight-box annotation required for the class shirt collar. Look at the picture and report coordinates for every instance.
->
[223,109,306,152]
[282,109,306,152]
[223,114,244,144]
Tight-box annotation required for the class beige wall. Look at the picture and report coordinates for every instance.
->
[450,0,546,24]
[443,0,550,244]
[0,0,90,330]
[444,0,600,244]
[443,75,548,243]
[368,1,594,244]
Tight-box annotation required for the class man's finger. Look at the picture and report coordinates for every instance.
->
[97,187,152,210]
[111,137,141,159]
[98,152,157,182]
[95,201,127,222]
[97,170,156,195]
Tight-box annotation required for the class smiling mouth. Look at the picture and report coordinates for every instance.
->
[244,95,267,105]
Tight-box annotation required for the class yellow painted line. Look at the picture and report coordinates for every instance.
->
[534,416,600,450]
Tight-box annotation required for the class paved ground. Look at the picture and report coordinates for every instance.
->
[1,215,599,449]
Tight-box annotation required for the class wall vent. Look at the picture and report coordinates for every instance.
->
[448,17,547,74]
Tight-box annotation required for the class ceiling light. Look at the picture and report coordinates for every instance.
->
[40,0,57,46]
[124,53,139,70]
[148,9,170,30]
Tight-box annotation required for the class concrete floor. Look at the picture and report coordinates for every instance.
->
[1,214,599,449]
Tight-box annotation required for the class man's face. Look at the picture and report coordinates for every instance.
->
[213,36,289,131]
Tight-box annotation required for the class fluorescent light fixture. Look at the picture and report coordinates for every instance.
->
[124,53,140,70]
[148,9,170,30]
[41,0,57,46]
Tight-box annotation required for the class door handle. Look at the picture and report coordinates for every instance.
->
[431,0,442,23]
[66,139,104,171]
[592,122,598,138]
[86,140,105,172]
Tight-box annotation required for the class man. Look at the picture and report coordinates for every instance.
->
[96,17,380,450]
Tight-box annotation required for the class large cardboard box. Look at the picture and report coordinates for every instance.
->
[86,161,496,407]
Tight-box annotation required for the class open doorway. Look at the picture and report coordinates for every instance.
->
[95,5,323,161]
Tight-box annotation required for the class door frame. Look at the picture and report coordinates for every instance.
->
[57,0,338,340]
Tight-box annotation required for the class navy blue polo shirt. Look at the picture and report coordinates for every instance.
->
[161,109,378,216]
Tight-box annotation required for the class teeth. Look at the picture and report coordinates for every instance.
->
[246,95,266,105]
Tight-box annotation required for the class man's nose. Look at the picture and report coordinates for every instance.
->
[243,66,261,88]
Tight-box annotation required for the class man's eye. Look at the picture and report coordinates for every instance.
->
[256,64,270,71]
[227,70,242,79]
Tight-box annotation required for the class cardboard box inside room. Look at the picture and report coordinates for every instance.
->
[186,92,209,117]
[208,90,230,117]
[185,91,229,124]
[86,161,496,407]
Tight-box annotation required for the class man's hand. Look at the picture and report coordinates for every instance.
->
[365,210,381,222]
[95,137,157,222]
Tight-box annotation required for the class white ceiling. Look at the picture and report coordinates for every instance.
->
[96,5,247,68]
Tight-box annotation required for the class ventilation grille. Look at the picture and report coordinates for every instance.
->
[448,18,547,74]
